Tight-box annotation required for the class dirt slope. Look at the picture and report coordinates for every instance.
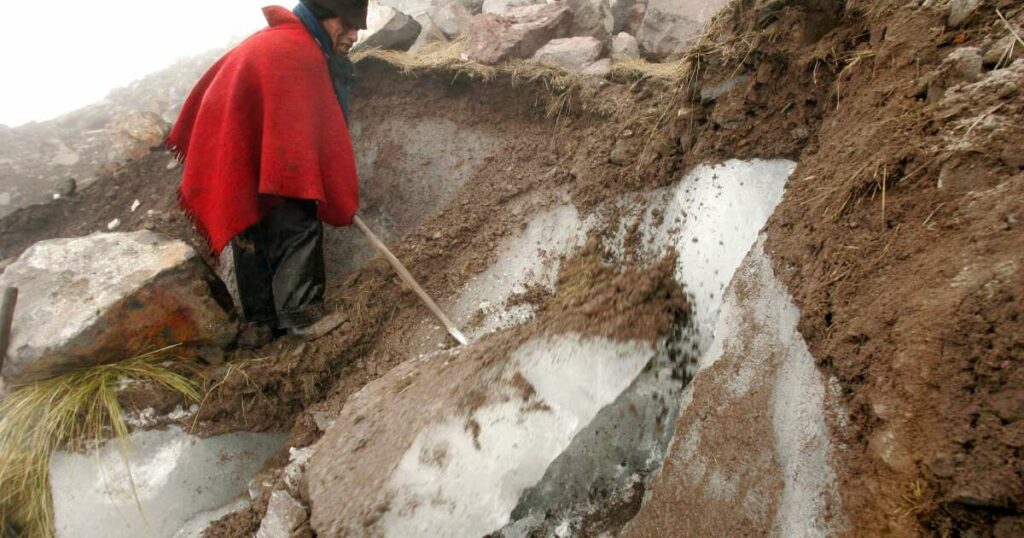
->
[1,0,1021,535]
[666,0,1023,534]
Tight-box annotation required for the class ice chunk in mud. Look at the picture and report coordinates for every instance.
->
[49,426,286,538]
[306,332,663,537]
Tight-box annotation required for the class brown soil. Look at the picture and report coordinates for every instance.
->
[663,0,1024,535]
[1,0,1021,535]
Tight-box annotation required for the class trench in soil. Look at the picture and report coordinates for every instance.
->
[49,65,799,537]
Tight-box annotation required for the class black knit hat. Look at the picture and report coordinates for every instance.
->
[301,0,368,29]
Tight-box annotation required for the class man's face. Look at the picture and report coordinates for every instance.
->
[322,18,360,55]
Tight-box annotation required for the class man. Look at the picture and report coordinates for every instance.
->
[167,0,368,343]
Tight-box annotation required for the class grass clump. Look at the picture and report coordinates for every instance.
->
[0,347,199,538]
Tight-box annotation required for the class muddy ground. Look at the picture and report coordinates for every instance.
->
[1,0,1022,535]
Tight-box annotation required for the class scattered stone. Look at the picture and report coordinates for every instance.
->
[378,0,436,18]
[50,143,81,167]
[611,31,640,62]
[983,34,1023,67]
[638,0,729,59]
[481,0,543,15]
[1000,146,1024,169]
[609,137,633,165]
[256,490,308,538]
[107,218,121,231]
[533,36,603,71]
[463,3,573,65]
[566,0,614,42]
[196,346,226,366]
[431,0,474,39]
[700,75,750,104]
[608,0,637,33]
[238,324,274,350]
[356,4,423,52]
[942,46,984,84]
[947,0,980,28]
[57,177,77,197]
[622,2,646,35]
[167,159,180,170]
[582,58,612,76]
[131,199,141,212]
[106,111,169,162]
[52,193,61,201]
[0,231,237,385]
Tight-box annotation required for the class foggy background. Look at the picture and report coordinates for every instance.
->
[0,0,273,127]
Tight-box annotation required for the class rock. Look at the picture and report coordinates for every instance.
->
[463,3,574,65]
[582,58,612,76]
[1001,146,1024,170]
[609,137,633,165]
[566,0,614,42]
[106,218,121,231]
[533,36,603,71]
[947,0,980,28]
[50,144,81,167]
[57,177,77,197]
[306,332,659,536]
[611,31,640,62]
[356,4,423,52]
[638,0,730,59]
[942,46,984,84]
[0,231,237,385]
[700,75,750,104]
[256,490,308,538]
[481,0,543,15]
[378,0,435,18]
[409,14,448,52]
[983,34,1023,67]
[430,0,474,39]
[622,2,646,35]
[106,111,168,162]
[608,0,636,33]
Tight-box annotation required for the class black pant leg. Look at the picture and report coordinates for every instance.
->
[263,200,327,328]
[231,225,278,325]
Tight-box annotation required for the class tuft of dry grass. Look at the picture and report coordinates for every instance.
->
[0,346,199,538]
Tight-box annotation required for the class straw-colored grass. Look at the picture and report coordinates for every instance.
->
[0,347,199,538]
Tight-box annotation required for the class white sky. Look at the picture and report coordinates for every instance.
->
[0,1,278,127]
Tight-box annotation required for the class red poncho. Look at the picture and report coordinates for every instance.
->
[168,6,359,255]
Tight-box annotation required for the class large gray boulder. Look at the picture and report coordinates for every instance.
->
[637,0,730,59]
[532,36,603,72]
[356,4,423,52]
[0,231,236,385]
[463,3,574,65]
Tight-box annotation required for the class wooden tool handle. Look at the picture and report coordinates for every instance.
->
[352,216,468,346]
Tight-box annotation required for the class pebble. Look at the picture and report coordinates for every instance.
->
[131,199,141,212]
[107,219,121,231]
[947,0,980,28]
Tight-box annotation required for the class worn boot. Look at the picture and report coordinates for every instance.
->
[289,311,348,341]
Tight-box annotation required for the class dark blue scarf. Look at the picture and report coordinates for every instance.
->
[294,3,354,122]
